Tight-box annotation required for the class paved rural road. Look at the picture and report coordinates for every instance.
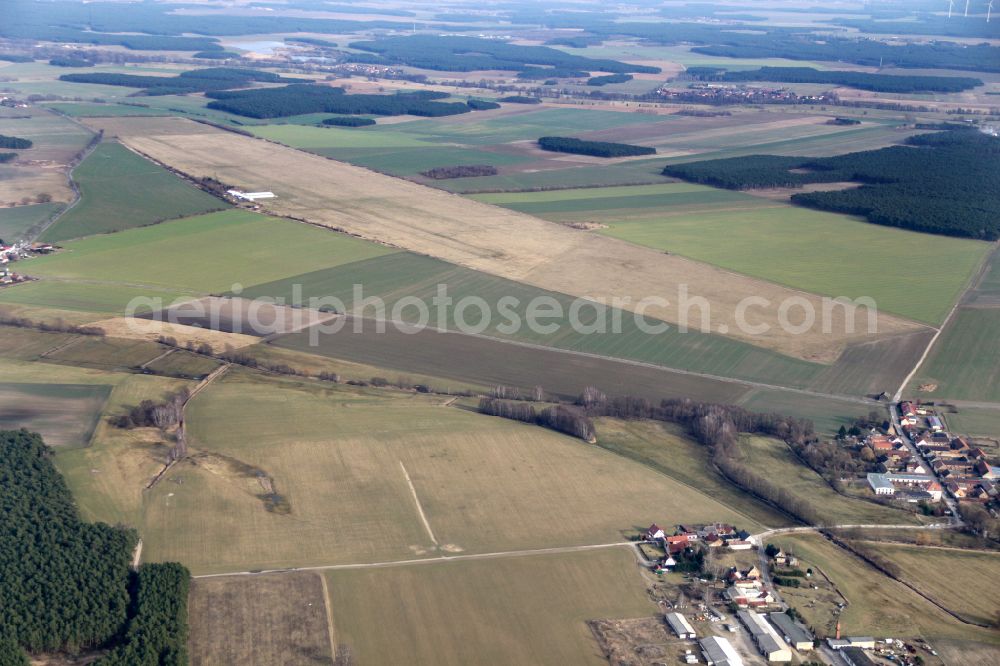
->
[888,404,963,526]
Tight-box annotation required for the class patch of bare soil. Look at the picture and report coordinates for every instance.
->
[745,181,862,201]
[589,616,685,666]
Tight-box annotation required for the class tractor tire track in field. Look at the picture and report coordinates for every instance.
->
[399,460,439,547]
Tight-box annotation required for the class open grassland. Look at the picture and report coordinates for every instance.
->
[243,252,825,389]
[0,202,62,240]
[42,142,227,242]
[734,388,874,436]
[856,541,1000,626]
[945,407,1000,439]
[0,382,110,447]
[771,534,1000,645]
[593,418,789,529]
[325,548,656,666]
[143,349,222,379]
[908,308,1000,403]
[87,116,923,363]
[0,107,93,205]
[0,280,188,316]
[473,186,994,326]
[740,435,923,526]
[188,573,332,666]
[26,209,392,294]
[140,371,762,574]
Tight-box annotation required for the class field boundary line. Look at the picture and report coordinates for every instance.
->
[324,315,874,406]
[399,460,438,546]
[192,541,636,579]
[318,573,338,663]
[893,243,998,402]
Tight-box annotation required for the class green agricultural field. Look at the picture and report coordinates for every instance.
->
[472,183,764,217]
[739,435,923,526]
[0,281,188,316]
[27,209,392,295]
[944,407,1000,439]
[434,161,667,193]
[43,102,172,118]
[858,541,1000,626]
[245,252,824,389]
[585,198,988,325]
[771,534,1000,644]
[138,370,762,574]
[0,108,93,163]
[593,418,787,529]
[908,308,1000,403]
[314,145,530,177]
[0,382,110,447]
[41,142,227,242]
[325,548,656,666]
[143,349,222,379]
[393,107,666,146]
[0,203,62,240]
[0,325,77,360]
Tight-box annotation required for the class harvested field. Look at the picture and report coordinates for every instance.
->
[88,316,259,351]
[85,116,922,363]
[188,573,333,666]
[324,548,656,666]
[0,382,110,447]
[140,371,763,573]
[41,142,227,242]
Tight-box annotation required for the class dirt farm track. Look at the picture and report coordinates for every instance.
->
[86,116,925,363]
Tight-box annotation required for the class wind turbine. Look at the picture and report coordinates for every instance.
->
[989,0,994,22]
[965,0,970,16]
[948,0,954,17]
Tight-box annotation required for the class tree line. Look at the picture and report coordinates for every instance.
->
[478,398,596,442]
[0,135,32,150]
[685,66,983,93]
[587,73,633,86]
[345,35,659,75]
[206,84,473,119]
[0,430,192,664]
[420,164,498,179]
[60,68,299,96]
[663,129,1000,240]
[322,116,376,127]
[538,136,656,158]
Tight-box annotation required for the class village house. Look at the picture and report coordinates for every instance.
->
[725,580,775,608]
[645,523,666,541]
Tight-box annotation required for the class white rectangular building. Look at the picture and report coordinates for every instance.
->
[665,612,697,639]
[699,636,744,666]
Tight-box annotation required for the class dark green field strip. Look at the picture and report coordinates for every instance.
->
[434,162,668,193]
[239,252,826,389]
[311,145,530,177]
[908,307,1000,403]
[42,142,228,242]
[486,189,756,216]
[0,382,111,448]
[268,320,752,405]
